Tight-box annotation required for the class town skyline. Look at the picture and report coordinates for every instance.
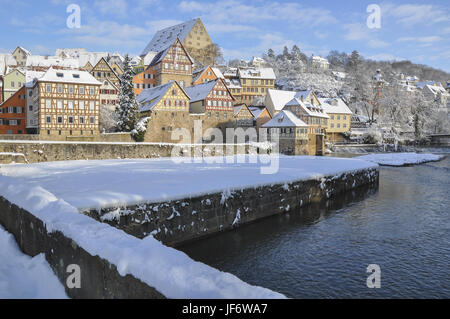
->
[0,0,449,73]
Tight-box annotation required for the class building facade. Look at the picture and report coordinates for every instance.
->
[2,69,25,101]
[0,86,26,134]
[184,78,235,142]
[137,81,191,143]
[134,39,193,96]
[141,18,214,66]
[26,67,101,139]
[12,46,31,67]
[318,98,352,143]
[233,68,276,104]
[283,92,329,156]
[263,110,309,155]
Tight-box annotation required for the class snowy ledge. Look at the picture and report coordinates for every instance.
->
[356,153,445,167]
[0,156,377,299]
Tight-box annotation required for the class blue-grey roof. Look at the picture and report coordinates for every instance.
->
[137,82,180,112]
[183,79,219,102]
[141,19,198,56]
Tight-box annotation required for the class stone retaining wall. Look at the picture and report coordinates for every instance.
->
[84,168,379,247]
[0,197,166,299]
[0,141,259,164]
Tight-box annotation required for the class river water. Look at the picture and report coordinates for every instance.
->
[179,153,450,298]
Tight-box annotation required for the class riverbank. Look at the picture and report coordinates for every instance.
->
[179,156,450,298]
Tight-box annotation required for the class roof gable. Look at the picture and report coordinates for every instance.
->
[141,19,198,55]
[137,81,190,112]
[263,110,308,128]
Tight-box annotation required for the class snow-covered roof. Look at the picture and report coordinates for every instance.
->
[17,46,31,56]
[416,81,442,90]
[318,98,353,115]
[26,56,80,69]
[129,55,142,66]
[37,67,101,85]
[248,106,266,119]
[137,81,187,112]
[424,84,448,95]
[184,80,218,102]
[192,66,225,83]
[285,98,330,119]
[0,53,17,67]
[263,110,308,128]
[266,89,296,112]
[25,70,46,88]
[78,52,109,68]
[234,104,252,117]
[141,19,198,55]
[55,48,87,59]
[211,67,225,79]
[311,55,329,64]
[224,78,241,89]
[238,67,276,80]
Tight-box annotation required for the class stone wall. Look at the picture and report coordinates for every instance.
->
[0,197,165,299]
[0,132,132,142]
[0,140,259,164]
[83,167,379,247]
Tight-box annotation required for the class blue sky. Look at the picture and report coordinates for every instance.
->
[0,0,449,72]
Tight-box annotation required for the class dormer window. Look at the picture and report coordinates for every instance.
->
[73,74,80,79]
[56,73,64,78]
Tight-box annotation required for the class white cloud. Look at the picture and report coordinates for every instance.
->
[397,36,443,43]
[382,3,450,26]
[366,53,405,61]
[94,0,128,17]
[367,39,389,48]
[178,0,337,26]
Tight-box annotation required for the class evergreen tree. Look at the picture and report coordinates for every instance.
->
[116,55,139,132]
[267,48,275,59]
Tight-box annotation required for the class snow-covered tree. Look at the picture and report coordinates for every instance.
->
[116,55,139,133]
[100,107,119,133]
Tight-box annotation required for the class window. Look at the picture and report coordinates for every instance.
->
[56,73,64,78]
[90,87,95,95]
[57,116,63,124]
[29,105,33,111]
[11,81,15,88]
[89,101,95,110]
[45,99,51,108]
[68,101,74,109]
[208,112,211,118]
[79,86,85,94]
[7,107,14,113]
[69,86,74,94]
[73,74,80,79]
[79,116,85,124]
[46,116,51,124]
[57,85,63,93]
[90,116,95,124]
[216,112,219,118]
[46,84,51,92]
[79,101,85,110]
[68,116,74,124]
[57,100,63,109]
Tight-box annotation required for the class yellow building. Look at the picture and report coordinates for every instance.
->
[231,67,276,104]
[26,67,102,140]
[318,98,352,143]
[141,18,214,66]
[137,81,191,143]
[12,46,31,67]
[283,91,329,156]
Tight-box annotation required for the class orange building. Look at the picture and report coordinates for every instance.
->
[133,67,157,96]
[192,66,224,85]
[0,86,26,134]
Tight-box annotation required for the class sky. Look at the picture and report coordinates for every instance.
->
[0,0,449,73]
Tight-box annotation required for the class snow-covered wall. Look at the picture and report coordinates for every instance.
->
[0,140,257,164]
[85,168,379,246]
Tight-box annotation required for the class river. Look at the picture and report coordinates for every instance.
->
[179,152,450,298]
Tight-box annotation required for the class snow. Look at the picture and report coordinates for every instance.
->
[0,156,377,211]
[0,169,289,299]
[38,67,101,85]
[141,19,197,55]
[239,68,276,80]
[0,225,68,299]
[263,110,308,128]
[357,153,444,166]
[0,156,378,299]
[266,89,297,115]
[318,98,353,115]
